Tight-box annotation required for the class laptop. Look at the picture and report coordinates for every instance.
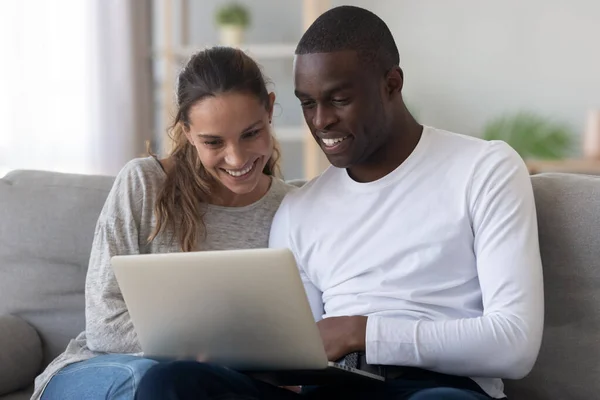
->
[111,248,385,385]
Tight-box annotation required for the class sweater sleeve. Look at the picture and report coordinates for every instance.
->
[269,197,324,322]
[365,142,544,380]
[84,165,146,354]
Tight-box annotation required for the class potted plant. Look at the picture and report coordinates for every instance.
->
[215,2,250,46]
[482,111,574,160]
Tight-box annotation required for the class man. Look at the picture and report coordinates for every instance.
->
[136,5,543,400]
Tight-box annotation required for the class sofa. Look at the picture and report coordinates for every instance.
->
[0,168,598,400]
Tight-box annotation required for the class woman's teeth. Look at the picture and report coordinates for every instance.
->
[322,136,349,147]
[225,162,254,177]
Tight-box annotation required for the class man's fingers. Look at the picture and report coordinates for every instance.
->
[281,386,302,393]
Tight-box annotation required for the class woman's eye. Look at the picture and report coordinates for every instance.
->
[203,140,222,147]
[243,129,260,139]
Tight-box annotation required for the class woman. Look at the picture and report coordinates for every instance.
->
[32,46,297,400]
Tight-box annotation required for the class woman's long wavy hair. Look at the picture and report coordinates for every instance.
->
[148,47,281,252]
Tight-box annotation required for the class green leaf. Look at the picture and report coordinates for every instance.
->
[482,111,574,160]
[215,3,250,28]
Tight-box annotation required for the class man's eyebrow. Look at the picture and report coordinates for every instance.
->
[325,82,354,95]
[195,119,264,138]
[294,82,354,98]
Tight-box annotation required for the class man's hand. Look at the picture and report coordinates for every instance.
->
[317,316,367,361]
[280,386,302,393]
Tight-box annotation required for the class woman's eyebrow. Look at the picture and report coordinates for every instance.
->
[195,119,264,138]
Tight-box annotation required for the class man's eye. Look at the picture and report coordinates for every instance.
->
[300,100,316,109]
[332,98,349,105]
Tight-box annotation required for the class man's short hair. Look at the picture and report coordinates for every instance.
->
[295,6,400,73]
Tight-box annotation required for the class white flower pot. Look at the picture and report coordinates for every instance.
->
[219,25,245,47]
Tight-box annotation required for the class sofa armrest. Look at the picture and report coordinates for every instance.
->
[0,315,43,396]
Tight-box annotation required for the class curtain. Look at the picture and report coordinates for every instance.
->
[0,0,152,177]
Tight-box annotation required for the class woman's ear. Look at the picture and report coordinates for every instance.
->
[182,123,194,144]
[267,92,276,123]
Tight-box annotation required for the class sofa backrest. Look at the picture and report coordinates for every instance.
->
[0,170,115,366]
[1,169,599,399]
[504,173,600,400]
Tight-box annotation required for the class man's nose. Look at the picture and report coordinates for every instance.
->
[313,104,337,131]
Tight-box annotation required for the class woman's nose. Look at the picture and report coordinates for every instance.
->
[224,145,247,168]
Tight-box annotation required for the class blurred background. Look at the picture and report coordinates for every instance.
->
[1,0,599,180]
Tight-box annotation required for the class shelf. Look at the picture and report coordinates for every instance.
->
[156,43,297,60]
[526,159,600,175]
[240,43,297,58]
[273,125,306,142]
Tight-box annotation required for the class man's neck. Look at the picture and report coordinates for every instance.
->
[348,120,423,183]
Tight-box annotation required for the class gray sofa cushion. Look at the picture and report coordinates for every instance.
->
[504,173,600,400]
[0,170,115,368]
[0,388,33,400]
[0,315,42,396]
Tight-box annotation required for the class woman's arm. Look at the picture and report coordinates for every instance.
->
[85,215,142,354]
[84,162,149,354]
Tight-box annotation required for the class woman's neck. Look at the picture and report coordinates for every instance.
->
[211,173,272,207]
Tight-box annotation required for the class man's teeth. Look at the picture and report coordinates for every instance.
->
[322,136,349,147]
[226,163,253,177]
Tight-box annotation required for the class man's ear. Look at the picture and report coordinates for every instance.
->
[385,66,404,98]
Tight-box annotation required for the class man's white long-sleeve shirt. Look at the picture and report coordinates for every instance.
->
[268,126,544,399]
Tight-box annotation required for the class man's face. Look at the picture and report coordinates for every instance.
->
[293,51,390,169]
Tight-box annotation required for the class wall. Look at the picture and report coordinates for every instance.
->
[347,0,600,151]
[153,0,599,177]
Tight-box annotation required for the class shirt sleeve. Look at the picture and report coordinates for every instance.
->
[365,141,544,380]
[269,197,324,322]
[85,170,144,354]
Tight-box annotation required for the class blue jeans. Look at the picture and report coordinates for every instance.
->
[135,361,495,400]
[41,354,158,400]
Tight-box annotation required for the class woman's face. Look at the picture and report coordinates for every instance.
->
[185,92,275,196]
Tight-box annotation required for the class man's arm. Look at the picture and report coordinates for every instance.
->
[269,197,324,322]
[364,142,544,379]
